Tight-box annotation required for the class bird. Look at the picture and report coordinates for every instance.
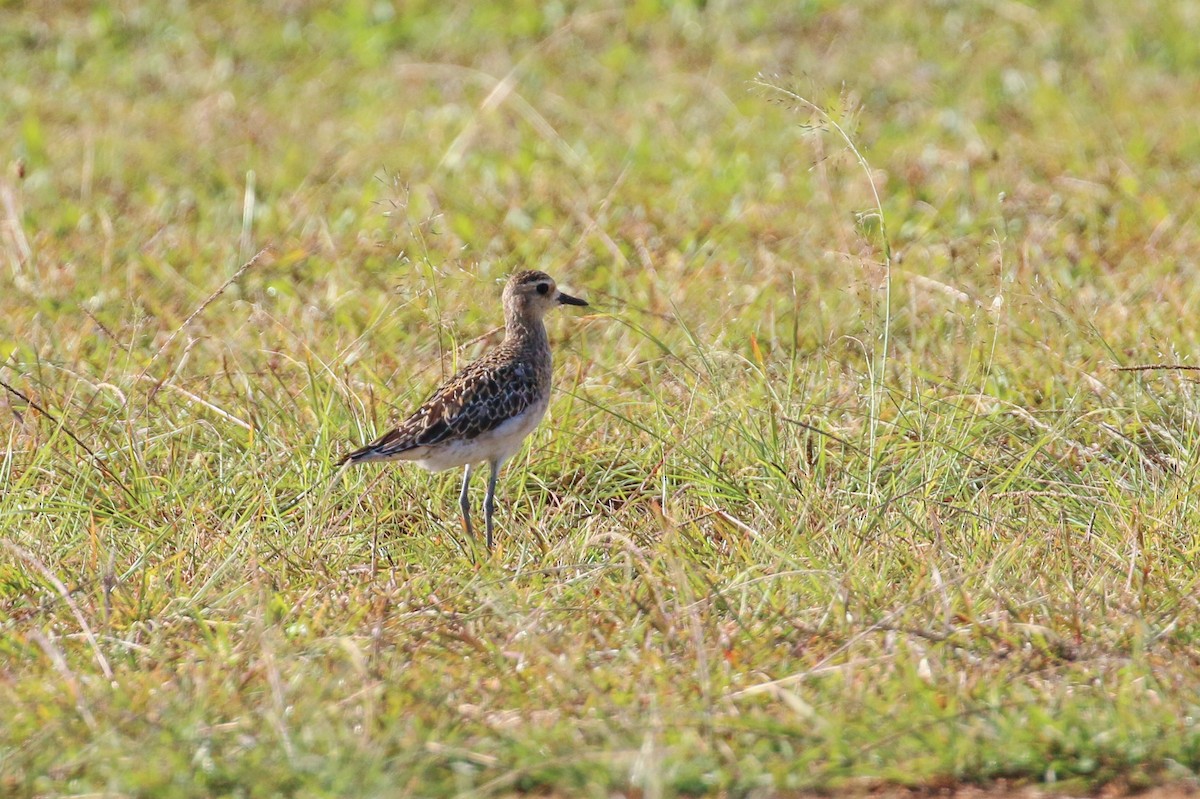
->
[340,270,588,550]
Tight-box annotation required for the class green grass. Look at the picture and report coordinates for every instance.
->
[3,1,1200,796]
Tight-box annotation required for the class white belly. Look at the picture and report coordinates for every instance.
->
[413,399,549,472]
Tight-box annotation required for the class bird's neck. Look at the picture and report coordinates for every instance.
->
[504,310,548,349]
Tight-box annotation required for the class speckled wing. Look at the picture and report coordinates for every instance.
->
[342,355,542,464]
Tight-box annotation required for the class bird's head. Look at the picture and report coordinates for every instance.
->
[502,270,588,323]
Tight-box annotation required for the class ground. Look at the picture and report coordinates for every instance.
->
[2,1,1200,797]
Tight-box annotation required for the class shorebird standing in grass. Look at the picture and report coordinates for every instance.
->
[341,270,588,550]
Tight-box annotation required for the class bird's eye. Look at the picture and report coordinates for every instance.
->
[536,283,550,295]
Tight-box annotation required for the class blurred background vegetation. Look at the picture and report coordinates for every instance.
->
[2,1,1200,796]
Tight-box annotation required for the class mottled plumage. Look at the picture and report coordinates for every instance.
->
[343,339,550,464]
[342,270,587,549]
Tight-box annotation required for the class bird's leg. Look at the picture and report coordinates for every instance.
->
[484,460,499,551]
[459,463,475,539]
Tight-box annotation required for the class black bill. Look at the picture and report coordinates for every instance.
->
[557,292,588,307]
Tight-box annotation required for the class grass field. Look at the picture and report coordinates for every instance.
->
[3,1,1200,796]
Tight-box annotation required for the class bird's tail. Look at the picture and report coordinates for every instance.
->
[337,444,372,466]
